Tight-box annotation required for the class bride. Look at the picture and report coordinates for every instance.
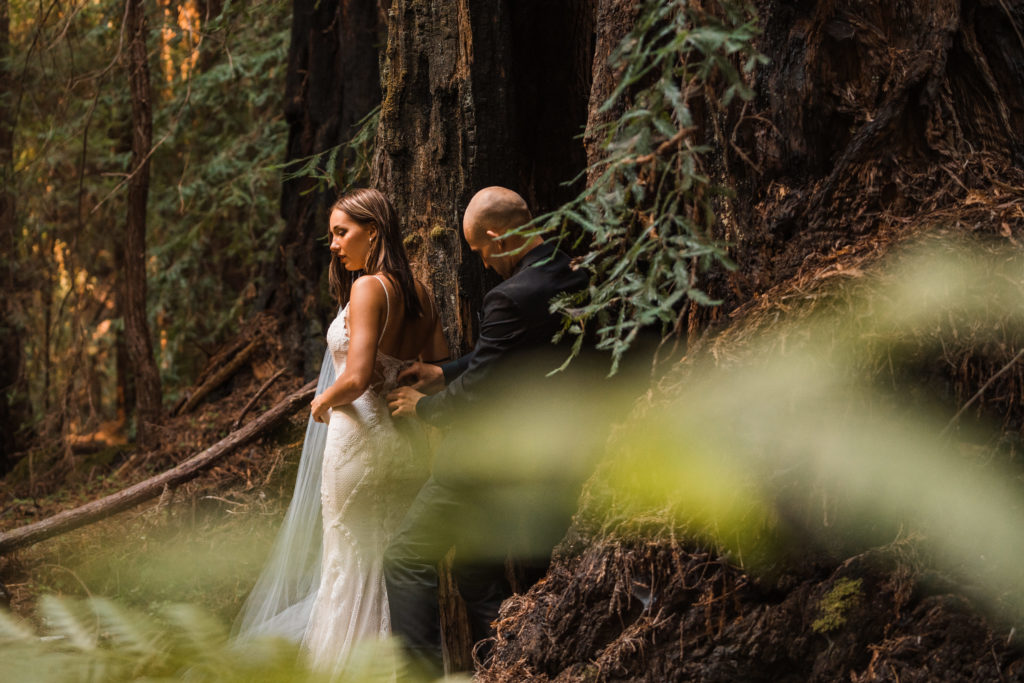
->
[234,188,447,676]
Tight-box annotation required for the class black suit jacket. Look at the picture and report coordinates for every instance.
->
[416,240,587,429]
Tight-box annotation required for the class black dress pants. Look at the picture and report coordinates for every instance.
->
[383,475,511,678]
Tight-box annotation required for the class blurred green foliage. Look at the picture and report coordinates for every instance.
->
[4,241,1023,678]
[598,239,1024,614]
[0,593,404,682]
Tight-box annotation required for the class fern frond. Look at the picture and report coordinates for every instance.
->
[39,595,97,650]
[90,597,163,658]
[0,609,36,642]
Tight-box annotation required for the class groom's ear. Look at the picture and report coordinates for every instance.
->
[486,229,501,241]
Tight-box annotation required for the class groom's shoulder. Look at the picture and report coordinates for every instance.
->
[493,245,585,308]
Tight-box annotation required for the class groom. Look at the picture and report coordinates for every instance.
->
[386,186,588,676]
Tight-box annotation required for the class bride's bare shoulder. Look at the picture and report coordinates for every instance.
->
[348,275,389,313]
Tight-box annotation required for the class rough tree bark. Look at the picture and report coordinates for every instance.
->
[372,0,595,354]
[704,0,1024,320]
[122,0,162,446]
[370,0,597,670]
[257,0,384,379]
[582,0,642,174]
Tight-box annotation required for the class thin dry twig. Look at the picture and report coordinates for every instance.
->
[940,347,1024,437]
[232,367,287,430]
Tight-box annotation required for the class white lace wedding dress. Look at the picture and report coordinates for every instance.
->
[300,288,430,677]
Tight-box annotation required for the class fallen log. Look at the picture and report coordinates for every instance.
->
[0,379,316,556]
[177,340,259,415]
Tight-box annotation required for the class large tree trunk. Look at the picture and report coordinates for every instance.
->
[370,0,597,670]
[257,0,384,379]
[372,0,595,354]
[477,1,1024,679]
[582,0,642,174]
[122,0,162,445]
[702,0,1024,321]
[0,0,28,473]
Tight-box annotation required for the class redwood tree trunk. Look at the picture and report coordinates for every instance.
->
[258,0,384,378]
[370,0,597,670]
[475,1,1024,679]
[582,0,641,174]
[372,0,595,354]
[705,0,1024,317]
[122,0,162,445]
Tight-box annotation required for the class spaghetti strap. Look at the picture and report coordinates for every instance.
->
[372,274,391,344]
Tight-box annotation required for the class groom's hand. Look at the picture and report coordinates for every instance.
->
[387,386,425,418]
[396,360,444,394]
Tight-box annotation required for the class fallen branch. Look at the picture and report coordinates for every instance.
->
[177,340,259,415]
[0,379,316,556]
[232,367,287,430]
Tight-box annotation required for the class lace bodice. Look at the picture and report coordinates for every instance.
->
[325,303,407,395]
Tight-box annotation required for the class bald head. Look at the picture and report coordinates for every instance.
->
[463,187,532,242]
[462,187,542,279]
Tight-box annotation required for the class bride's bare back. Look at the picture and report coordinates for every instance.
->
[374,275,448,362]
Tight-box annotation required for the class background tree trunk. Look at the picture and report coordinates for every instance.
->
[122,0,162,445]
[702,0,1024,320]
[582,0,641,174]
[0,0,29,473]
[257,0,385,379]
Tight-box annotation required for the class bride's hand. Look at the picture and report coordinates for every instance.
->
[310,395,331,424]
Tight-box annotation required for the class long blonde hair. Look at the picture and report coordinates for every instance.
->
[327,188,423,320]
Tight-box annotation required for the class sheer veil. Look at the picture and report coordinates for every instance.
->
[233,347,335,641]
